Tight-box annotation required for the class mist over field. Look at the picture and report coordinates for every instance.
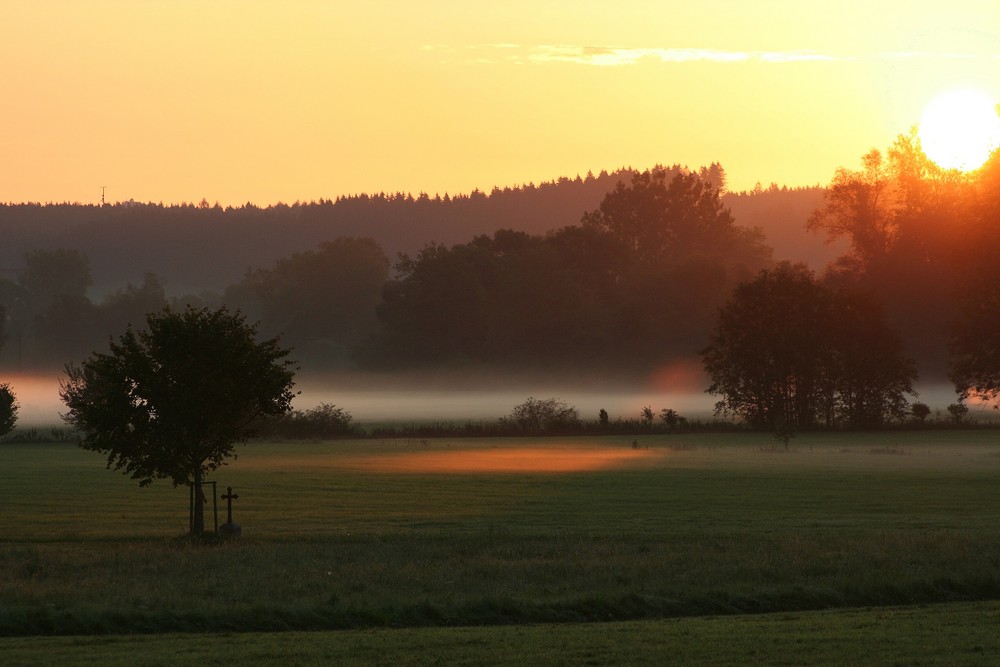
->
[9,367,711,427]
[8,368,974,429]
[2,154,995,436]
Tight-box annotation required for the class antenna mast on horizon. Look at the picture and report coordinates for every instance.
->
[101,185,107,206]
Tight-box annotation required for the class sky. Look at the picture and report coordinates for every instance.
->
[2,1,1000,206]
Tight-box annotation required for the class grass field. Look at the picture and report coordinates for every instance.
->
[3,602,1000,666]
[3,430,1000,662]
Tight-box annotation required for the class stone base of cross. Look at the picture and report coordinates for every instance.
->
[219,521,242,538]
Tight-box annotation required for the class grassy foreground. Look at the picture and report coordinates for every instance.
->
[2,430,1000,644]
[3,602,1000,666]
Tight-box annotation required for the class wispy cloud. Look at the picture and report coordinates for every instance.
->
[424,44,842,66]
[531,45,754,66]
[424,44,997,66]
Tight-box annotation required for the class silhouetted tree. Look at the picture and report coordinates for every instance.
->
[660,408,680,428]
[265,403,354,439]
[504,397,579,433]
[368,240,499,364]
[698,162,727,193]
[950,285,1000,410]
[226,238,389,366]
[810,132,975,379]
[582,168,766,270]
[582,168,772,360]
[825,288,916,427]
[946,402,969,423]
[808,149,898,268]
[703,263,915,429]
[60,307,296,536]
[703,264,832,429]
[19,248,92,304]
[365,168,775,370]
[6,249,97,366]
[910,402,931,422]
[0,383,17,436]
[100,273,169,334]
[950,147,1000,406]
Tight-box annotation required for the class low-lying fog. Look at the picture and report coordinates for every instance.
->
[4,367,978,428]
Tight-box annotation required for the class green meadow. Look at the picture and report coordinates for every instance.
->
[3,430,1000,663]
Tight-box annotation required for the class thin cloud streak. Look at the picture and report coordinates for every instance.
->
[425,43,998,67]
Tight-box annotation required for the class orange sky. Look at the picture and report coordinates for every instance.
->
[3,1,1000,206]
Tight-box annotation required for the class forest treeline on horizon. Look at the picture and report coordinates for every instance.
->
[0,138,994,395]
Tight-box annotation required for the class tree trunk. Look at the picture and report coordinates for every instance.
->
[192,467,205,535]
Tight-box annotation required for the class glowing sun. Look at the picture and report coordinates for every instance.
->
[918,89,1000,171]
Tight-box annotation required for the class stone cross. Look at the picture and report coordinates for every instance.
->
[222,486,239,524]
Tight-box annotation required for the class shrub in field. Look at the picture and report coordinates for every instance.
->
[659,408,687,430]
[504,397,579,434]
[946,402,969,424]
[910,402,931,422]
[267,403,355,439]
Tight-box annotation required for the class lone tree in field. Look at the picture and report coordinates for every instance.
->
[0,382,18,437]
[702,263,915,430]
[60,306,296,536]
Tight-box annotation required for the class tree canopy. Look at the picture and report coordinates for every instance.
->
[807,130,977,378]
[503,397,580,434]
[702,263,915,430]
[0,383,17,437]
[224,237,389,367]
[365,168,772,369]
[582,168,755,268]
[60,306,296,535]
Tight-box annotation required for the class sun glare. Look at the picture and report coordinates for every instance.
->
[918,89,1000,172]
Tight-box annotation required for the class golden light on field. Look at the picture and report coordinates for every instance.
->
[365,447,659,474]
[918,89,1000,171]
[248,446,662,474]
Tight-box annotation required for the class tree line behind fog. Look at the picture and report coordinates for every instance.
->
[2,159,935,381]
[0,167,830,297]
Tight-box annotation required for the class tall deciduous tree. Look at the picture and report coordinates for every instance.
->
[810,131,976,378]
[702,263,915,430]
[950,147,1000,407]
[826,288,916,428]
[60,307,296,535]
[582,168,764,270]
[807,149,897,267]
[702,263,833,429]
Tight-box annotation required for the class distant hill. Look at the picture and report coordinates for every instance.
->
[724,185,843,269]
[0,168,837,295]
